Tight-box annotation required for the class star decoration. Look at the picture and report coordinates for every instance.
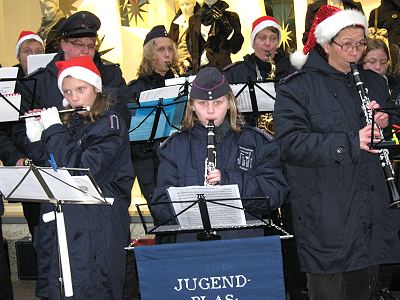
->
[120,0,148,26]
[280,20,292,51]
[60,0,80,16]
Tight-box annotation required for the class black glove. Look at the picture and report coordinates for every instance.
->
[210,6,233,37]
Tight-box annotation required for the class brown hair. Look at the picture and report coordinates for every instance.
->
[61,90,111,126]
[361,37,390,64]
[182,92,245,131]
[137,38,178,77]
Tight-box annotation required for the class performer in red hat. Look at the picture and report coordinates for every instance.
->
[224,15,294,126]
[25,55,134,299]
[15,31,44,76]
[275,5,400,300]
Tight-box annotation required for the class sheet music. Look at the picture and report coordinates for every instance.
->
[0,167,111,204]
[230,82,276,112]
[129,84,187,141]
[165,75,195,87]
[27,53,57,74]
[139,85,182,102]
[0,67,18,93]
[0,93,21,122]
[167,184,246,229]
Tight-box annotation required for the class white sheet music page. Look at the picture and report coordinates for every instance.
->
[0,67,18,93]
[167,184,246,229]
[0,167,109,204]
[230,82,276,112]
[139,85,181,102]
[27,53,57,74]
[0,93,21,122]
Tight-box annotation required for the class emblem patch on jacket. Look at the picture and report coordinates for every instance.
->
[237,146,254,171]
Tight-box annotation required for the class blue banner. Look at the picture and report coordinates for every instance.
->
[135,236,285,300]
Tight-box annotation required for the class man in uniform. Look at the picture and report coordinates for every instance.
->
[18,10,130,126]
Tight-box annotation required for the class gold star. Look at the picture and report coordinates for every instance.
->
[280,20,292,51]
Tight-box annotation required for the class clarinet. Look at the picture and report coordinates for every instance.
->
[204,120,217,186]
[350,62,400,208]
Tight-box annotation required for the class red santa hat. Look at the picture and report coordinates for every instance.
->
[16,31,44,57]
[55,56,102,94]
[290,5,368,69]
[251,16,282,48]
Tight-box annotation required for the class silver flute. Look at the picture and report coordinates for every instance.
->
[20,106,91,119]
[350,62,400,208]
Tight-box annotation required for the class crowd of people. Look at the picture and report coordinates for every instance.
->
[1,1,400,299]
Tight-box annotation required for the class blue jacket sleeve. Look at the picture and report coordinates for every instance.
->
[39,118,126,187]
[221,131,289,212]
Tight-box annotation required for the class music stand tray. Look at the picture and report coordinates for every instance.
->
[0,165,112,298]
[136,184,293,241]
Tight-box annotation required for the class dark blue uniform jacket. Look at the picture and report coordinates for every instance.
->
[26,111,134,299]
[152,122,288,241]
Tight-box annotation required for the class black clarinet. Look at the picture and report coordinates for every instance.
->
[350,62,400,208]
[204,120,216,186]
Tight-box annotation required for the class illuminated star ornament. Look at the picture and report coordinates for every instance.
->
[120,0,149,25]
[280,20,292,51]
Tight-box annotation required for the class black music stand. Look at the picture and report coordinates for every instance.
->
[369,107,400,150]
[230,79,276,131]
[128,81,190,142]
[135,185,293,241]
[0,165,111,299]
[0,77,38,120]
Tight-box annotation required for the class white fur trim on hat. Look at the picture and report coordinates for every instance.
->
[315,9,368,45]
[57,66,102,94]
[290,50,309,70]
[16,34,44,57]
[251,20,282,48]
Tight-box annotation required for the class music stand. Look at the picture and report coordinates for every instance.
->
[369,107,400,150]
[0,165,112,299]
[0,77,38,120]
[135,185,293,241]
[230,79,276,124]
[128,80,190,142]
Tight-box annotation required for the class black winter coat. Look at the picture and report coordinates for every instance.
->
[187,0,244,73]
[274,50,400,273]
[126,70,175,201]
[369,0,400,46]
[223,51,294,84]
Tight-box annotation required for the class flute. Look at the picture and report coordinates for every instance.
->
[20,106,91,119]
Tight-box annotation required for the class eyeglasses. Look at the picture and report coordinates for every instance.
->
[20,48,44,55]
[67,41,96,51]
[332,40,367,52]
